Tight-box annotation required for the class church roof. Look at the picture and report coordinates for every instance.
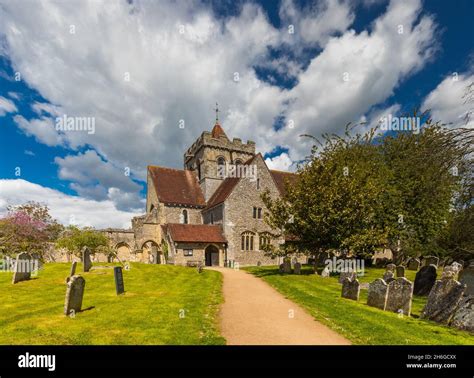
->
[148,166,206,207]
[269,170,297,196]
[211,122,227,139]
[162,223,227,243]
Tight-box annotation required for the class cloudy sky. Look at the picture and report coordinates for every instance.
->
[0,0,473,228]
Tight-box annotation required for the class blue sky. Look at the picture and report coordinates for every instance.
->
[0,0,473,228]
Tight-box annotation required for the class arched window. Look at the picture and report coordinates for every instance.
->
[217,156,226,166]
[241,231,255,251]
[234,159,243,165]
[217,156,226,178]
[259,233,271,250]
[181,209,188,224]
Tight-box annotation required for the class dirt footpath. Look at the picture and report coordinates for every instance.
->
[209,267,350,345]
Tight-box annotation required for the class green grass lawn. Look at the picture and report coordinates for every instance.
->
[245,265,474,345]
[0,263,225,345]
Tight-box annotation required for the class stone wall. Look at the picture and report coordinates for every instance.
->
[202,204,224,225]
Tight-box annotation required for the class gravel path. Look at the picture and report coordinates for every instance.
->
[209,267,351,345]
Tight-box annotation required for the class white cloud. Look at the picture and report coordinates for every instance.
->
[422,73,474,128]
[0,179,140,229]
[13,115,64,146]
[0,95,17,116]
[265,152,294,171]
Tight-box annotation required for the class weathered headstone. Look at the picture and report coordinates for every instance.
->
[385,277,413,316]
[82,247,92,272]
[414,264,437,296]
[367,278,388,310]
[407,258,420,271]
[423,256,439,267]
[11,252,32,284]
[321,266,330,278]
[341,278,360,301]
[451,295,474,333]
[396,266,405,278]
[294,262,301,275]
[114,266,125,295]
[421,278,466,324]
[279,264,284,273]
[64,275,85,316]
[386,263,396,272]
[458,263,474,296]
[441,262,463,280]
[283,259,291,274]
[382,270,395,283]
[339,270,356,284]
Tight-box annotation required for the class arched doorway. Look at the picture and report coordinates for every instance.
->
[141,240,162,264]
[114,242,132,262]
[205,245,219,266]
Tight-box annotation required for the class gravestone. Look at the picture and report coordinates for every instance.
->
[407,258,420,271]
[458,263,474,296]
[64,275,85,316]
[321,266,330,278]
[396,266,405,278]
[385,277,413,316]
[294,262,301,275]
[441,262,463,280]
[114,266,125,295]
[341,278,360,301]
[66,261,77,283]
[283,259,291,274]
[316,252,330,267]
[451,295,474,333]
[386,263,396,272]
[423,256,439,267]
[279,264,284,273]
[339,270,356,284]
[382,270,395,283]
[82,247,92,272]
[11,252,32,284]
[414,264,437,296]
[421,278,465,324]
[367,278,388,310]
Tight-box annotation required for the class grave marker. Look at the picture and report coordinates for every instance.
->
[385,277,413,316]
[64,275,85,316]
[341,278,360,301]
[367,278,388,310]
[11,252,32,284]
[414,264,437,296]
[114,266,125,295]
[82,247,92,272]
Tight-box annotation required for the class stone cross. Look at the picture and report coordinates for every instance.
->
[82,247,92,272]
[396,266,405,278]
[293,262,301,275]
[407,258,420,271]
[413,264,437,296]
[341,278,360,301]
[421,278,466,324]
[11,252,32,284]
[367,278,388,310]
[64,275,85,316]
[385,277,413,316]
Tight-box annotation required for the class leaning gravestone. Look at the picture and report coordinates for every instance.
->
[385,277,413,316]
[321,266,330,277]
[421,278,466,324]
[283,259,292,274]
[451,295,474,333]
[11,252,32,284]
[294,262,301,275]
[341,278,360,301]
[367,278,388,310]
[114,266,125,295]
[423,256,439,267]
[458,262,474,296]
[382,270,395,284]
[414,265,437,296]
[64,275,85,316]
[82,247,92,272]
[66,261,77,283]
[407,258,420,271]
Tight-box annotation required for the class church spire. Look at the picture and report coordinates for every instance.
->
[211,102,227,139]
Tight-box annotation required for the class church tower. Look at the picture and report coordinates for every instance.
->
[183,104,256,201]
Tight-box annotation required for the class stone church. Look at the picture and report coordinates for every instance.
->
[104,118,298,267]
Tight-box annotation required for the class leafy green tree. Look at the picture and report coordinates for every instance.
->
[56,225,110,257]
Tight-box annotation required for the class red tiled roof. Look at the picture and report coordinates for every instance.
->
[270,170,297,196]
[211,122,227,139]
[162,223,227,243]
[148,166,206,207]
[205,177,240,210]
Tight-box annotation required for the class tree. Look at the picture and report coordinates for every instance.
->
[56,226,110,256]
[0,202,62,257]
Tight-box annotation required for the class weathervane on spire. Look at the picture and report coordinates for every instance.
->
[215,102,219,123]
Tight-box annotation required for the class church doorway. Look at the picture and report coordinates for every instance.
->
[205,245,219,266]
